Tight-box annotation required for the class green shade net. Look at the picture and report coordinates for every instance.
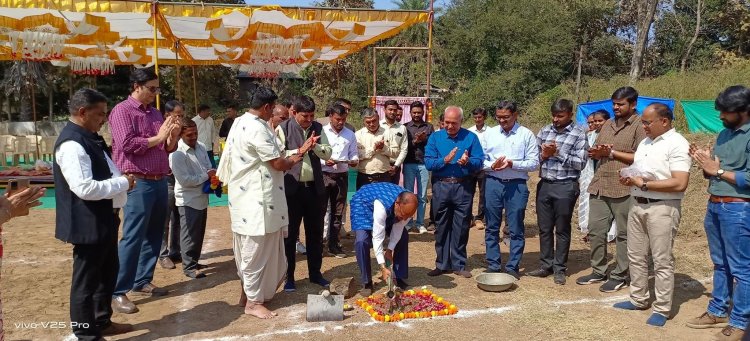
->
[682,100,722,134]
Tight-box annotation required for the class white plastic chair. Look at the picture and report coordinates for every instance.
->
[0,135,16,166]
[13,136,34,165]
[39,136,58,162]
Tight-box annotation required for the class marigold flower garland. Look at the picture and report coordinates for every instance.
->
[355,287,459,322]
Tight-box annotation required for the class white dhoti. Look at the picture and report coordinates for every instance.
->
[233,231,287,303]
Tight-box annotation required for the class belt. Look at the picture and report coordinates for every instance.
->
[488,176,525,183]
[710,195,750,203]
[299,181,316,188]
[541,178,578,184]
[435,176,467,183]
[128,173,164,181]
[634,196,663,204]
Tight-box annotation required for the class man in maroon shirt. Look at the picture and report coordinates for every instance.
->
[109,68,181,313]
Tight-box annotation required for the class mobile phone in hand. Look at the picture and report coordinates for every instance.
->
[7,178,29,195]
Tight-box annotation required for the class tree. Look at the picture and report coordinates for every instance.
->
[434,0,576,110]
[680,0,702,73]
[629,0,661,84]
[1,61,49,121]
[566,0,617,101]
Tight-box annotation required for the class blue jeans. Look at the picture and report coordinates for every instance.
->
[704,201,750,329]
[402,163,429,227]
[114,178,168,296]
[484,177,530,273]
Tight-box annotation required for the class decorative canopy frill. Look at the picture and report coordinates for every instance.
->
[0,0,429,76]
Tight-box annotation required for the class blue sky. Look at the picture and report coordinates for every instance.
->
[244,0,398,9]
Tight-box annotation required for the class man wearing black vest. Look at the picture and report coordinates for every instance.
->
[276,95,332,292]
[54,88,136,340]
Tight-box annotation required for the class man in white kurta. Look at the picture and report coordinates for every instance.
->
[218,109,289,319]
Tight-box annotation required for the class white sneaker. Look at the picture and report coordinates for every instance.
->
[418,226,428,234]
[296,241,307,255]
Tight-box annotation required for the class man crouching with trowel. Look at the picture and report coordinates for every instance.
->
[351,182,418,296]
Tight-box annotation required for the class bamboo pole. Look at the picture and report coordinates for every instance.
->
[426,0,434,104]
[27,70,40,160]
[175,40,181,102]
[371,46,377,104]
[191,66,198,114]
[425,0,435,122]
[152,0,161,110]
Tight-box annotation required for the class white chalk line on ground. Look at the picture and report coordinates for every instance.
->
[194,306,518,341]
[59,276,713,341]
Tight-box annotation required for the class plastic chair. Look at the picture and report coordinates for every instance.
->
[0,135,16,167]
[13,136,34,165]
[39,136,58,162]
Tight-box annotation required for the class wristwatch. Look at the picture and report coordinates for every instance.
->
[608,149,615,160]
[717,169,725,179]
[640,180,649,192]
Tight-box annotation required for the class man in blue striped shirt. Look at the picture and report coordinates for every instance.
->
[527,99,588,285]
[482,101,540,279]
[424,106,484,278]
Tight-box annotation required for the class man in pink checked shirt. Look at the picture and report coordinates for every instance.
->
[109,68,181,314]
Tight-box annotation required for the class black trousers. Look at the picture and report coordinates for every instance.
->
[70,222,119,340]
[356,172,391,190]
[284,185,325,281]
[178,206,207,272]
[536,180,579,274]
[323,172,348,249]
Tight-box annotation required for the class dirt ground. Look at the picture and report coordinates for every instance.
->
[1,142,725,340]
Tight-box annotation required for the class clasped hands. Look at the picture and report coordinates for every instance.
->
[588,144,613,160]
[689,143,721,176]
[443,147,470,166]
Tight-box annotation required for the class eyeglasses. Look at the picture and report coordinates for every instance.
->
[143,85,161,94]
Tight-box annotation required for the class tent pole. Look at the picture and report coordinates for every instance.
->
[372,46,377,106]
[152,0,161,110]
[426,0,434,122]
[28,69,40,160]
[175,40,182,102]
[192,66,198,114]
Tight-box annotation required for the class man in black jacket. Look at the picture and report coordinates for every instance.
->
[54,88,135,341]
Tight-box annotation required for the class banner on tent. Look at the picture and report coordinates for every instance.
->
[575,96,676,126]
[681,100,722,134]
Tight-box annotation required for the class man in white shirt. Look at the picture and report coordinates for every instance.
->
[193,104,216,168]
[381,100,409,184]
[320,105,358,258]
[54,88,135,340]
[170,119,215,279]
[217,86,307,319]
[613,103,691,327]
[467,107,490,229]
[356,108,394,188]
[350,183,418,296]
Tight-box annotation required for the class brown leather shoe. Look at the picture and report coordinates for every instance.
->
[159,257,176,270]
[130,283,168,297]
[686,312,729,329]
[101,322,133,336]
[111,296,138,314]
[713,326,745,341]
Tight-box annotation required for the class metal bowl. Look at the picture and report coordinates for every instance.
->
[475,273,517,292]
